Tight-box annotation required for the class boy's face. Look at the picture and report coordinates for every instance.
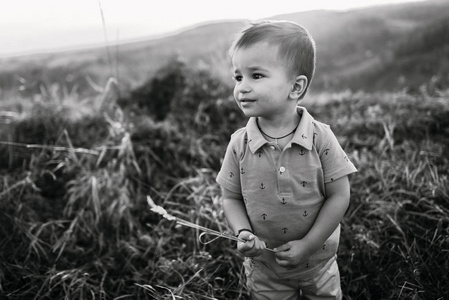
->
[232,42,295,119]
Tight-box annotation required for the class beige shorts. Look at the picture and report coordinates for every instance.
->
[244,255,342,300]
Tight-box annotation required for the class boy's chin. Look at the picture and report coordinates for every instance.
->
[239,109,258,118]
[241,112,258,118]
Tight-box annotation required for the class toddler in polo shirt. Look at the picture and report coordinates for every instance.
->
[216,20,357,300]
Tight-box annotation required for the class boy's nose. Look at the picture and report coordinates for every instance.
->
[239,88,251,94]
[237,81,251,94]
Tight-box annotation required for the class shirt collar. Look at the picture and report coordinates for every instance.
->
[246,106,315,154]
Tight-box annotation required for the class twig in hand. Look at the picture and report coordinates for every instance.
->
[146,196,276,252]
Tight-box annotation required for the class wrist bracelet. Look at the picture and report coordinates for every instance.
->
[236,228,253,237]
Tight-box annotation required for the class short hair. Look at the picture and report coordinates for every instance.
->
[229,20,316,97]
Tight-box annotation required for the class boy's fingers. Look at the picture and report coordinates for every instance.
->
[273,243,290,253]
[239,237,254,249]
[240,233,255,241]
[276,258,297,270]
[275,257,287,266]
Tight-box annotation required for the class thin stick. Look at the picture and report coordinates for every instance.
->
[146,196,276,252]
[97,0,114,77]
[0,141,100,155]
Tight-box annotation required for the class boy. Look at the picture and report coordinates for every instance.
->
[216,20,357,299]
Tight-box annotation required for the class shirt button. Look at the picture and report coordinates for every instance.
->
[270,146,276,151]
[280,166,286,173]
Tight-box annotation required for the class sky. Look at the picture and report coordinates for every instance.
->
[0,0,425,57]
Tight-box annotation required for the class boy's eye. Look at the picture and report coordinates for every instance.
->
[252,74,264,79]
[233,75,242,82]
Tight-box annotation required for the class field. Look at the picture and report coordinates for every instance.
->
[0,58,448,300]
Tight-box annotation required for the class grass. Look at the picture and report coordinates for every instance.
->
[0,62,448,299]
[305,92,449,299]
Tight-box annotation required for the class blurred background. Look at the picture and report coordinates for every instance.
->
[1,0,448,98]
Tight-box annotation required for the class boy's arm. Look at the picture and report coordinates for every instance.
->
[221,187,251,234]
[274,175,350,268]
[221,187,266,256]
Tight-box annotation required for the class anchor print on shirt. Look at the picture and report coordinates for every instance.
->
[261,213,267,220]
[299,148,306,156]
[240,168,245,175]
[260,183,266,190]
[282,228,288,234]
[256,150,263,157]
[324,148,330,155]
[281,198,287,205]
[229,171,234,178]
[303,210,309,217]
[300,181,307,187]
[233,144,244,160]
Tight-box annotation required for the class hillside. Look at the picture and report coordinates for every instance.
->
[271,0,449,92]
[1,0,448,98]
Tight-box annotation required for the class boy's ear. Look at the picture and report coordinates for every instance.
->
[289,75,308,100]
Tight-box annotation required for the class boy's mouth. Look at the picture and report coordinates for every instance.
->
[239,98,255,103]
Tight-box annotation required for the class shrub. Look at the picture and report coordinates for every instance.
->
[119,57,187,121]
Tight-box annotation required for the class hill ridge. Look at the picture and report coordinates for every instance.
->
[1,0,448,96]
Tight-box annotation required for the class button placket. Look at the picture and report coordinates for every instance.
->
[277,152,292,203]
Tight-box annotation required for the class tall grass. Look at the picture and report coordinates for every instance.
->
[1,62,448,299]
[306,91,449,299]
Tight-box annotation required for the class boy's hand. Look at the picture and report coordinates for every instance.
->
[237,231,266,257]
[274,239,313,269]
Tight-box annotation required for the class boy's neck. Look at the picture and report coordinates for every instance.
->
[257,110,300,137]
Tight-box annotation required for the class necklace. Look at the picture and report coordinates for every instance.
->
[256,119,297,143]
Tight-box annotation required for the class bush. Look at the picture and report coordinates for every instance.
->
[118,57,187,121]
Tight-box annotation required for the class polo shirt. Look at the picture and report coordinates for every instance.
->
[216,106,357,278]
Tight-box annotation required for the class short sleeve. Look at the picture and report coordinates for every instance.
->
[216,135,242,194]
[316,125,357,183]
